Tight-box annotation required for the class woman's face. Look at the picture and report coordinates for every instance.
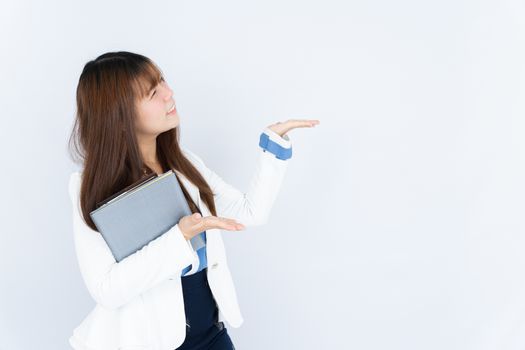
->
[134,77,179,137]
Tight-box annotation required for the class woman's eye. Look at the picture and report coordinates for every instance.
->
[149,78,164,99]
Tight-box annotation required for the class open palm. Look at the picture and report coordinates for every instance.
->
[266,119,320,138]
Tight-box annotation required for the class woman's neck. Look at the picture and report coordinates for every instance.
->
[136,133,163,174]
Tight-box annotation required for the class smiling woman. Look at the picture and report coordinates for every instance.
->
[66,50,310,350]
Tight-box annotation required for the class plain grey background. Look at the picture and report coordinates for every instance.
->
[1,0,525,349]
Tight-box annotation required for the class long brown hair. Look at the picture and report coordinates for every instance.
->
[68,51,217,232]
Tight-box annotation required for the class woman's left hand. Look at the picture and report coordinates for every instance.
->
[266,119,320,138]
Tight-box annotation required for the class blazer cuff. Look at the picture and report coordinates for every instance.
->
[259,127,293,160]
[262,127,291,149]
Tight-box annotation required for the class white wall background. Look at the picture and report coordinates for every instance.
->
[1,0,524,349]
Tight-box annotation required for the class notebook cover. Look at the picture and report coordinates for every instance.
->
[89,170,205,262]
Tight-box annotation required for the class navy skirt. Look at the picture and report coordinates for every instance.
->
[175,267,236,350]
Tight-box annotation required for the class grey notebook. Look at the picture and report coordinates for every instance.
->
[89,170,205,262]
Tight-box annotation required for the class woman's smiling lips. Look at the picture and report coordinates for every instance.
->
[167,103,177,115]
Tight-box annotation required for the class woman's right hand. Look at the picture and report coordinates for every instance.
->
[178,213,245,240]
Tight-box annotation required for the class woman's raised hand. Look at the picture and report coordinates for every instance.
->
[266,119,320,138]
[178,213,245,240]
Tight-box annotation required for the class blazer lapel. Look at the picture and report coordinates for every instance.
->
[173,169,219,266]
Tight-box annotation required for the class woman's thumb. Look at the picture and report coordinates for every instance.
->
[192,213,201,220]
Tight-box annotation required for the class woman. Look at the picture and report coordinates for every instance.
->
[67,51,319,350]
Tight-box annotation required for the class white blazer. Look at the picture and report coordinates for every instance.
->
[68,143,290,350]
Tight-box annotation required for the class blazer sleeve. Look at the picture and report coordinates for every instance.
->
[68,172,195,310]
[181,131,291,226]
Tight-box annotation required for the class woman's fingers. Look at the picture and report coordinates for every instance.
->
[287,119,320,127]
[200,216,245,231]
[181,214,245,239]
[267,119,320,137]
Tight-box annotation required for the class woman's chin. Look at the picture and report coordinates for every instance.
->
[167,112,180,125]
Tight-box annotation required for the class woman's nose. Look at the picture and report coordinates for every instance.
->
[162,82,173,100]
